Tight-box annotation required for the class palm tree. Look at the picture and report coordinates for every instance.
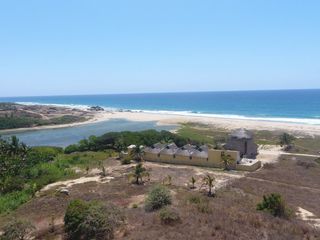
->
[221,153,233,171]
[130,146,144,162]
[201,174,215,197]
[190,176,196,189]
[129,163,149,184]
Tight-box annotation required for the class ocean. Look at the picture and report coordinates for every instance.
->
[1,89,319,146]
[1,89,320,125]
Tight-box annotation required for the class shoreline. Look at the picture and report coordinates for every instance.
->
[2,109,320,137]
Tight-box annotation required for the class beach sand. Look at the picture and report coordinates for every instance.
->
[101,111,320,136]
[2,109,320,137]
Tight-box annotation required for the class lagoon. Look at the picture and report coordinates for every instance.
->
[0,119,176,147]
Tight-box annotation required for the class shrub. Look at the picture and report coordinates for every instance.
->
[196,201,211,214]
[0,218,35,240]
[257,193,290,218]
[187,194,201,204]
[187,193,211,213]
[121,156,131,165]
[64,199,89,239]
[145,185,172,212]
[159,207,180,225]
[64,199,124,240]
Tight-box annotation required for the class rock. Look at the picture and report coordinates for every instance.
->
[88,106,104,111]
[58,188,70,195]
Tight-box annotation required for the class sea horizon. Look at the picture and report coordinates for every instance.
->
[1,89,320,125]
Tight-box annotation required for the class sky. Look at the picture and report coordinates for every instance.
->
[0,0,320,97]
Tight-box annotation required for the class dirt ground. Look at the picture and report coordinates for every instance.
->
[1,148,320,240]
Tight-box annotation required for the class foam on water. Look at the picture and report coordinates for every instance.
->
[14,101,320,125]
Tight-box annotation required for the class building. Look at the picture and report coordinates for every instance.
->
[224,129,258,158]
[142,142,261,171]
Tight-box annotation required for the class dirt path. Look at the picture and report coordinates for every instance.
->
[245,176,320,193]
[40,176,114,192]
[296,207,320,229]
[257,145,283,164]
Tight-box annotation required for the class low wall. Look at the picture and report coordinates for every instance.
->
[236,161,261,172]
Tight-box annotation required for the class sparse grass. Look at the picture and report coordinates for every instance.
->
[159,207,180,225]
[186,193,212,213]
[1,152,319,239]
[55,151,114,169]
[0,151,113,215]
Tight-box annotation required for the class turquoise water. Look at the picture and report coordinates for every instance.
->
[1,89,320,125]
[0,119,176,147]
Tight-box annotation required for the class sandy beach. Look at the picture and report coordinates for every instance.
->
[101,111,320,136]
[0,101,320,136]
[3,107,320,137]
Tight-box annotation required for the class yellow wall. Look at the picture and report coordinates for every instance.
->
[144,149,241,169]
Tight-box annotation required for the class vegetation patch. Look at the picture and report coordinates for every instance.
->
[64,199,124,240]
[187,193,212,214]
[159,207,180,225]
[145,185,172,212]
[0,136,113,214]
[257,193,291,218]
[64,130,193,154]
[0,218,35,240]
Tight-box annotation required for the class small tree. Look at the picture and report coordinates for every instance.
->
[279,133,295,151]
[129,163,149,185]
[130,146,144,162]
[101,166,107,177]
[221,153,233,171]
[257,193,290,218]
[1,218,35,240]
[190,176,196,189]
[145,185,172,212]
[201,174,215,197]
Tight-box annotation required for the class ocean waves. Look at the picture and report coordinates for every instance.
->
[15,101,320,125]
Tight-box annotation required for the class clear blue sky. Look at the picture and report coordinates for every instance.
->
[1,0,320,97]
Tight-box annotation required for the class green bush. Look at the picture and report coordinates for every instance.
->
[145,185,172,212]
[159,207,180,225]
[257,193,290,218]
[0,176,25,194]
[0,191,31,214]
[64,130,192,153]
[0,218,35,240]
[64,200,124,240]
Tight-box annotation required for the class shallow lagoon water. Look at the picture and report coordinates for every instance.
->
[0,119,176,147]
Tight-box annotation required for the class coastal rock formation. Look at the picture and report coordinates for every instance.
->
[88,106,104,111]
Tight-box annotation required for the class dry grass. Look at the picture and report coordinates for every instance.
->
[0,157,319,240]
